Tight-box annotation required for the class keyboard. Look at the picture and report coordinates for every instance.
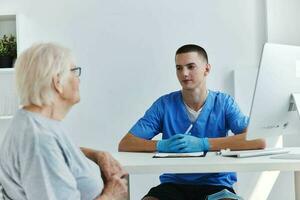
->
[220,148,290,158]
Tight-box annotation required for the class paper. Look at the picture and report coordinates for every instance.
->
[220,148,289,158]
[271,154,300,160]
[153,152,204,158]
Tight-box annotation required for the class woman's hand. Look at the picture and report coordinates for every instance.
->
[99,174,128,200]
[81,148,128,200]
[96,151,128,182]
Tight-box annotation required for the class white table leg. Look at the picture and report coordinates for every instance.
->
[127,175,130,200]
[295,171,300,200]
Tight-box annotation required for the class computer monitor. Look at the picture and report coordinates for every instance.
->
[246,43,300,140]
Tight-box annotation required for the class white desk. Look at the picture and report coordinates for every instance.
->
[113,147,300,200]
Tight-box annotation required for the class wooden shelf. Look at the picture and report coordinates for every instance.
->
[0,15,16,21]
[0,14,17,69]
[0,115,13,120]
[0,68,14,73]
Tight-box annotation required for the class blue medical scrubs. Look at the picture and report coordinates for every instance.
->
[129,90,249,188]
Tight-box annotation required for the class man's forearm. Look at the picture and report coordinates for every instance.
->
[208,132,266,151]
[118,133,158,152]
[119,132,266,152]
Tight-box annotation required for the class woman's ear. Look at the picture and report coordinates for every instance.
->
[53,75,63,94]
[204,64,211,76]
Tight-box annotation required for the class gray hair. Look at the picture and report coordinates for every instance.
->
[14,43,75,106]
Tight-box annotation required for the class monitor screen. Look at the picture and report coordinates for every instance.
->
[247,43,300,140]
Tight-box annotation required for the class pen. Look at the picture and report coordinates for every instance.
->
[216,148,231,156]
[184,124,193,135]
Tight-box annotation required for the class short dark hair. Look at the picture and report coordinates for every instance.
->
[175,44,208,63]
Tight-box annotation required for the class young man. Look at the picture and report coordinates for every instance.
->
[119,44,265,200]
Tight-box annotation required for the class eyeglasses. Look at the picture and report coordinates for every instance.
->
[70,67,81,77]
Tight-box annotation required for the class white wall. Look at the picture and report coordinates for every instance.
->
[266,0,300,46]
[231,1,300,199]
[265,1,300,200]
[266,0,300,149]
[0,0,268,199]
[1,0,266,150]
[233,68,295,200]
[0,16,16,37]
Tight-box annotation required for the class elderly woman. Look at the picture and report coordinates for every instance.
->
[0,43,127,200]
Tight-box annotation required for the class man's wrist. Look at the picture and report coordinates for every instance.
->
[156,140,162,152]
[202,137,210,151]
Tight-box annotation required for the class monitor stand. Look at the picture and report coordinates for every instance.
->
[289,93,300,115]
[271,93,300,161]
[273,94,300,198]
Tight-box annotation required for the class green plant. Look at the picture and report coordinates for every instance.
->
[0,34,17,58]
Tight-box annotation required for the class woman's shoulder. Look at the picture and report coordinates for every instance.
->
[6,109,65,153]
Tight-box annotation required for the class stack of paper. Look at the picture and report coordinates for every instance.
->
[153,152,204,158]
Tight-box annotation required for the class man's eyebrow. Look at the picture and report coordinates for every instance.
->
[176,62,196,67]
[185,63,196,66]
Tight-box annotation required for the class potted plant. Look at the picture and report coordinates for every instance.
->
[0,34,17,68]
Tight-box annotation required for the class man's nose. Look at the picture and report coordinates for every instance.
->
[182,67,189,77]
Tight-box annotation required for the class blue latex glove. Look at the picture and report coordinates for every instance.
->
[156,134,186,152]
[175,134,210,153]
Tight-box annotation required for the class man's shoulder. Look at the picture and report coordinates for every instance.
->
[155,90,181,102]
[210,90,232,101]
[208,90,235,109]
[148,91,181,111]
[160,90,181,99]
